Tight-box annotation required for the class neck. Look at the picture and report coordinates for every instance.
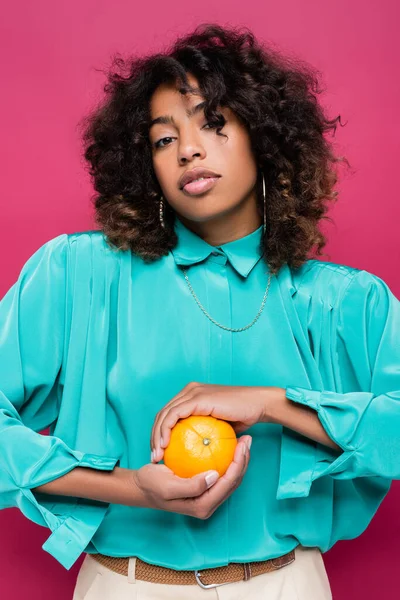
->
[175,197,262,246]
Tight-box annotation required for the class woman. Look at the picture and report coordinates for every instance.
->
[1,23,399,600]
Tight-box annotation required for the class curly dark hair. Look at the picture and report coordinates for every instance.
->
[78,22,351,276]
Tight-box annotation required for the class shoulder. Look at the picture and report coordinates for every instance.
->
[17,230,123,292]
[60,229,126,266]
[21,230,106,264]
[66,229,140,261]
[67,229,110,252]
[21,230,114,272]
[287,259,392,307]
[18,232,70,279]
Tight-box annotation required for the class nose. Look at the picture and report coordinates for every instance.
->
[179,151,203,164]
[178,135,206,164]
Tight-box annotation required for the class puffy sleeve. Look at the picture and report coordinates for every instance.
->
[277,269,400,500]
[0,234,120,569]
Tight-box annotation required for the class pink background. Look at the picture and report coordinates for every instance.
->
[1,1,399,598]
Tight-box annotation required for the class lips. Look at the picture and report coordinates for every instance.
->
[181,177,220,196]
[179,167,221,190]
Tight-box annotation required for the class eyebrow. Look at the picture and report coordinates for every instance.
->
[148,100,207,130]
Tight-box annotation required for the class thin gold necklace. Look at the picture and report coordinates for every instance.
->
[181,267,273,332]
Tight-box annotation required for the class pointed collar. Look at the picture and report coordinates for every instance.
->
[171,217,264,278]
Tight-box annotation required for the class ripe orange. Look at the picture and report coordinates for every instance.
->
[163,415,238,478]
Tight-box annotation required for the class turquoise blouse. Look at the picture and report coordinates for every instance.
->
[1,217,399,572]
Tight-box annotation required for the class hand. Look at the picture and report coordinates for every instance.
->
[150,382,279,463]
[132,435,252,518]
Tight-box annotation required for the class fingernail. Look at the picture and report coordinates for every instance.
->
[160,436,165,448]
[242,443,247,455]
[205,471,219,487]
[151,450,156,462]
[246,437,252,451]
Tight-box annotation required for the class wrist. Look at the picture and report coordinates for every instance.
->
[116,467,148,507]
[259,386,287,424]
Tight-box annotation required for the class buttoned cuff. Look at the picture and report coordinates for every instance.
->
[276,386,357,500]
[24,453,120,570]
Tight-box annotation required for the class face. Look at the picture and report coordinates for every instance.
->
[148,73,262,241]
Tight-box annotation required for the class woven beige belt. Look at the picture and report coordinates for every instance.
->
[90,549,296,589]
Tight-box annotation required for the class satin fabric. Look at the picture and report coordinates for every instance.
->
[0,217,399,572]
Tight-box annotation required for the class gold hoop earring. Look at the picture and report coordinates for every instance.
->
[262,171,267,234]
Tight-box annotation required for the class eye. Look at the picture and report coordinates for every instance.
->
[203,121,218,129]
[153,117,226,149]
[203,117,226,131]
[154,136,174,149]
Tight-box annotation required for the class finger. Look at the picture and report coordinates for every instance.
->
[156,437,250,504]
[241,436,251,475]
[150,392,192,461]
[156,394,213,462]
[158,398,199,449]
[153,399,197,463]
[173,437,250,518]
[193,437,249,515]
[203,437,249,498]
[152,381,201,445]
[223,436,251,483]
[164,469,221,500]
[150,383,202,458]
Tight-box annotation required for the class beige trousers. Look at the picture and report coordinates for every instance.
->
[72,545,332,599]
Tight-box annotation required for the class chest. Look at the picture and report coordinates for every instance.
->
[104,257,319,421]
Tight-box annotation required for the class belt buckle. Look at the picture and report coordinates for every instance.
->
[194,570,233,589]
[194,562,251,589]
